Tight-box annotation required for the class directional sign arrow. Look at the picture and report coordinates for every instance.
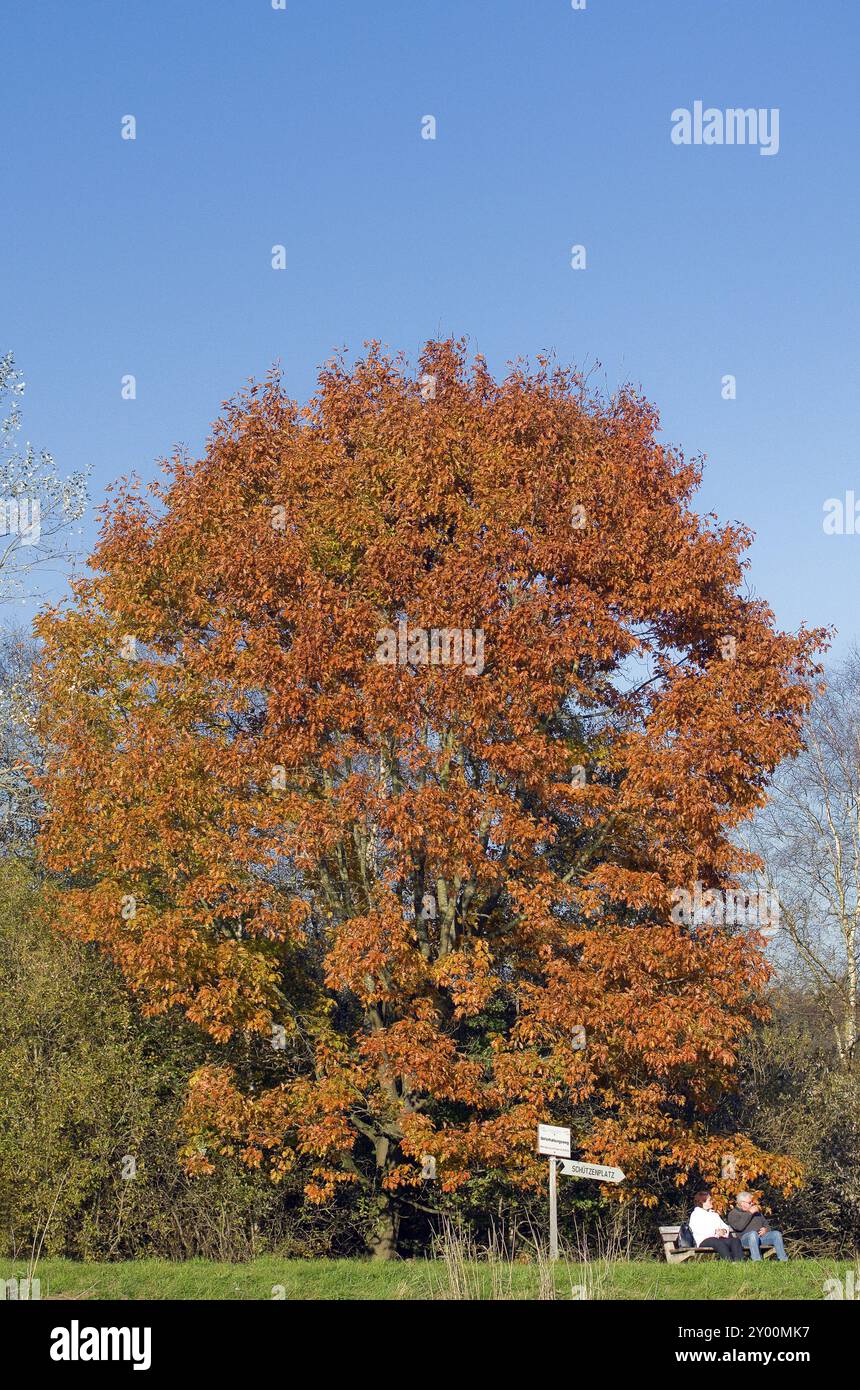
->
[558,1160,625,1184]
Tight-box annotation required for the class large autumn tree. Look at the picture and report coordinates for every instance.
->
[35,341,824,1256]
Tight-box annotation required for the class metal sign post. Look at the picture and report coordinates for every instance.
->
[537,1124,626,1260]
[549,1156,559,1262]
[537,1124,570,1263]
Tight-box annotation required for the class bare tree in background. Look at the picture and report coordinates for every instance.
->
[0,352,88,605]
[753,650,860,1069]
[0,352,87,852]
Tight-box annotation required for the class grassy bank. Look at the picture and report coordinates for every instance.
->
[3,1257,855,1301]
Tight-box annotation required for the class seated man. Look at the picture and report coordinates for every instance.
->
[725,1192,788,1261]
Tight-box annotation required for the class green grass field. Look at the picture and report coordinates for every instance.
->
[4,1257,855,1301]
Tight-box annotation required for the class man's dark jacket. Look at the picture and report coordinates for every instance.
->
[726,1206,770,1236]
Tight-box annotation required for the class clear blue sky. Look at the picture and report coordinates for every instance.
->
[3,0,858,654]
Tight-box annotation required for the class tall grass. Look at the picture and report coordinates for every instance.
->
[427,1212,636,1300]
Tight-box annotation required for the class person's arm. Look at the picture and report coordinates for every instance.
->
[724,1208,748,1233]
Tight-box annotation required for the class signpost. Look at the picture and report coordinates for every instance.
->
[537,1125,626,1259]
[537,1126,570,1260]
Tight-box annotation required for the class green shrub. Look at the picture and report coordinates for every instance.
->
[0,861,319,1259]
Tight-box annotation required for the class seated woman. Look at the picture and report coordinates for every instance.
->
[688,1191,745,1261]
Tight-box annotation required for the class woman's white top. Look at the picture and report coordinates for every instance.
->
[689,1205,729,1246]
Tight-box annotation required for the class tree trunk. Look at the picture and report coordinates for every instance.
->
[367,1194,399,1260]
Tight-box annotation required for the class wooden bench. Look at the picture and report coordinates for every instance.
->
[659,1224,777,1263]
[659,1225,716,1264]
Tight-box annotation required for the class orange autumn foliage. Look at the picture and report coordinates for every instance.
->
[35,340,825,1224]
